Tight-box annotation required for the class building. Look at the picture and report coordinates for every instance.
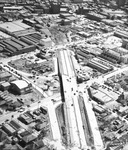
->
[33,140,44,149]
[0,38,36,56]
[0,129,7,142]
[0,71,12,82]
[9,120,21,131]
[73,0,83,2]
[92,104,105,114]
[40,37,53,47]
[22,133,37,144]
[87,58,113,73]
[2,123,16,136]
[40,28,52,37]
[122,38,128,49]
[35,122,49,131]
[114,30,128,39]
[51,2,60,14]
[116,0,126,7]
[87,12,106,21]
[92,90,112,105]
[18,113,33,125]
[11,80,32,95]
[0,82,10,91]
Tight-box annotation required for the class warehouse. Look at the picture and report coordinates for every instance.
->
[100,53,118,64]
[4,39,23,50]
[51,2,60,14]
[77,50,93,58]
[2,123,16,136]
[4,6,23,11]
[14,28,35,37]
[122,38,128,49]
[0,22,30,33]
[0,38,36,56]
[92,90,112,105]
[114,30,128,39]
[87,59,112,73]
[40,28,52,37]
[9,120,21,131]
[22,18,36,27]
[102,49,124,63]
[35,122,49,131]
[19,32,42,46]
[10,80,32,95]
[0,71,12,82]
[22,133,37,144]
[93,104,105,114]
[40,37,53,47]
[0,82,10,91]
[18,113,33,125]
[11,38,28,47]
[0,31,10,39]
[87,12,106,21]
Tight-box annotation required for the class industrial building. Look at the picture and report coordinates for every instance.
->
[10,80,32,95]
[87,12,106,21]
[40,37,53,47]
[101,48,128,64]
[0,38,36,56]
[0,71,12,82]
[92,90,112,105]
[0,20,31,33]
[87,58,113,73]
[18,112,33,125]
[114,30,128,39]
[9,120,21,131]
[0,82,10,91]
[2,123,16,136]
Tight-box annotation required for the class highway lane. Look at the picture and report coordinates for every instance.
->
[70,77,88,149]
[82,90,104,150]
[58,50,89,149]
[62,75,80,148]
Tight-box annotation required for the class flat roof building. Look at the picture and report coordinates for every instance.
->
[11,80,32,95]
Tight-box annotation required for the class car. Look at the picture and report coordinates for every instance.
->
[18,107,25,113]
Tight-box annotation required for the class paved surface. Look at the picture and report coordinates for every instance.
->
[1,31,128,149]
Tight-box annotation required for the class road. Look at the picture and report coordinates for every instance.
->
[82,89,104,150]
[0,93,60,123]
[0,31,128,150]
[79,66,128,90]
[58,50,89,149]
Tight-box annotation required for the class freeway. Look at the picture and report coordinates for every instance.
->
[58,49,89,149]
[70,77,88,149]
[62,75,80,147]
